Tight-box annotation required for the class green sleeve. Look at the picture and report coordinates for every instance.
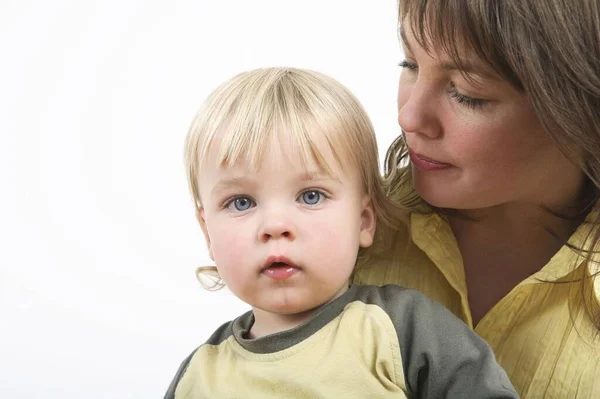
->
[379,285,519,398]
[163,348,197,399]
[163,319,236,399]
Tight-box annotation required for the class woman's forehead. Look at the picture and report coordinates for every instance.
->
[400,20,503,83]
[399,2,523,89]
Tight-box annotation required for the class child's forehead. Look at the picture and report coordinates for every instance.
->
[206,128,350,175]
[217,157,338,181]
[214,162,342,186]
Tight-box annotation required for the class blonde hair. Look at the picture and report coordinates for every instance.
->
[387,0,600,330]
[185,67,407,290]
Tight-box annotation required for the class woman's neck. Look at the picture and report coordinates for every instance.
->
[447,203,582,325]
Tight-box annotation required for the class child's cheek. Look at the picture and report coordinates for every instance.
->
[207,221,244,261]
[306,213,360,253]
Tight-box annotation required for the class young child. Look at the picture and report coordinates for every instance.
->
[164,67,518,398]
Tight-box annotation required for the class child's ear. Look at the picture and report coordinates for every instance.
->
[359,196,376,248]
[196,207,214,260]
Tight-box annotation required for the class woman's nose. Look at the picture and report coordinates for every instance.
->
[397,79,443,139]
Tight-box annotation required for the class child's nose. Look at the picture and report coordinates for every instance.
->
[258,213,296,243]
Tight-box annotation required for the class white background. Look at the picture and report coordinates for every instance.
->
[0,1,402,398]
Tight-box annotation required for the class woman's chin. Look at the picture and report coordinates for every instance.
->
[416,186,494,211]
[414,184,472,210]
[413,180,453,208]
[411,171,484,210]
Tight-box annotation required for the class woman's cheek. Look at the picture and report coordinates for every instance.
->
[397,87,409,118]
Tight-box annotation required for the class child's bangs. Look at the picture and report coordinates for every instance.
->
[201,69,357,177]
[399,0,522,88]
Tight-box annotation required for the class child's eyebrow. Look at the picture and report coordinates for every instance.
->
[210,170,342,197]
[211,177,254,196]
[298,170,341,183]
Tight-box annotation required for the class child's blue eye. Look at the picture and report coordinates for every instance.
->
[226,196,255,211]
[300,190,324,205]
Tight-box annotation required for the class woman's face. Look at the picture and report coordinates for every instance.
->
[397,22,584,211]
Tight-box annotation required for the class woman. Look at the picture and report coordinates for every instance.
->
[354,1,600,397]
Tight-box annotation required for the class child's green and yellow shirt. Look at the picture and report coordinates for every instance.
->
[165,285,517,398]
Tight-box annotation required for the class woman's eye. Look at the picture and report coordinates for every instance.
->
[225,196,255,212]
[398,60,418,71]
[449,84,487,110]
[299,190,325,206]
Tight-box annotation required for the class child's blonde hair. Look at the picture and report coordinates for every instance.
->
[184,67,407,289]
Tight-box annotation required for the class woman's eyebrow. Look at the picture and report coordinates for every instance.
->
[400,25,499,81]
[399,26,413,52]
[439,60,499,81]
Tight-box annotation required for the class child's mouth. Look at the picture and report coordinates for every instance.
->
[262,257,300,280]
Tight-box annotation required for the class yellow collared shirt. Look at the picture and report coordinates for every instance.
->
[353,212,600,398]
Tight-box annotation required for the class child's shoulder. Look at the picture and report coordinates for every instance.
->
[350,284,467,340]
[352,284,450,314]
[349,284,517,397]
[163,311,250,399]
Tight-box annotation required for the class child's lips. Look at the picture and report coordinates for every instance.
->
[263,255,296,269]
[262,264,300,280]
[261,255,300,280]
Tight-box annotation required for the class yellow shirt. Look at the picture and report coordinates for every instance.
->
[353,211,600,398]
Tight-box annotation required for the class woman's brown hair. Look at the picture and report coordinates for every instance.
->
[385,0,600,330]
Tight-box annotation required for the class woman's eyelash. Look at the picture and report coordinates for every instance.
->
[398,60,418,71]
[399,60,488,110]
[449,84,487,109]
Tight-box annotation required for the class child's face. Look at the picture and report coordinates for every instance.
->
[197,132,376,320]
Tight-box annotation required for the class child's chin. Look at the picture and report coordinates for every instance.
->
[256,300,319,317]
[267,303,314,315]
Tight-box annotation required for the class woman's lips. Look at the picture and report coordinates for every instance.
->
[408,150,452,171]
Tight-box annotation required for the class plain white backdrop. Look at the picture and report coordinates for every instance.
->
[0,1,402,398]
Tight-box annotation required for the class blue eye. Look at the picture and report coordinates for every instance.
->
[300,190,324,205]
[226,196,254,212]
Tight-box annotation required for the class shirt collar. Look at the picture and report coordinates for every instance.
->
[410,211,599,285]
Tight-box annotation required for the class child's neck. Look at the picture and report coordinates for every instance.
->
[248,308,319,339]
[247,285,350,339]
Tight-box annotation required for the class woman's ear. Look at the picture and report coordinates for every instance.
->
[359,196,376,248]
[196,207,214,260]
